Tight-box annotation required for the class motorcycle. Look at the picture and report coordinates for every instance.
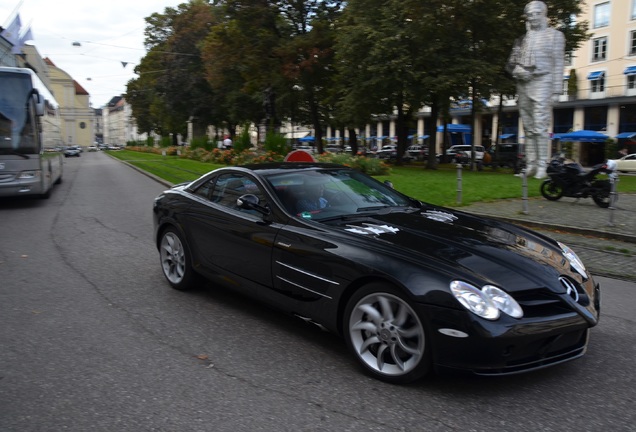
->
[540,156,617,208]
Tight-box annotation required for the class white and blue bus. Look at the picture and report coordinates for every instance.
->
[0,67,63,198]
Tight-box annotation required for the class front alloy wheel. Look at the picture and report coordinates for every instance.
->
[344,284,430,384]
[159,227,197,290]
[540,179,564,201]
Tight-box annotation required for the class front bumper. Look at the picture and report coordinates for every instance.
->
[420,282,600,376]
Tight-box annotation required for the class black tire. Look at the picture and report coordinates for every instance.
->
[159,227,199,290]
[591,180,611,208]
[540,179,564,201]
[343,282,431,384]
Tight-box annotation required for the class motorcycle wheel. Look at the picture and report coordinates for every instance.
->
[540,180,564,201]
[591,180,612,208]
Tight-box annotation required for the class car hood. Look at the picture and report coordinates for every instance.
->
[326,206,583,291]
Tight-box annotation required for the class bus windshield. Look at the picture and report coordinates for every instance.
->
[0,71,37,154]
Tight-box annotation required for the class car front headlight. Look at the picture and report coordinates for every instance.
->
[558,242,587,278]
[450,281,523,320]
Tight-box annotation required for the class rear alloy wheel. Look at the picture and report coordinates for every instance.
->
[344,283,430,384]
[591,180,612,208]
[159,227,198,290]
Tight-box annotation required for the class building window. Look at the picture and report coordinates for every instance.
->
[628,75,636,90]
[564,51,573,66]
[630,31,636,55]
[633,0,636,19]
[594,2,610,28]
[591,77,605,93]
[592,37,608,62]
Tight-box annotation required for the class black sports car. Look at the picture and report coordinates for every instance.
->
[153,162,600,384]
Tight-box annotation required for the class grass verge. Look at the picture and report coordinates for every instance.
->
[107,150,636,207]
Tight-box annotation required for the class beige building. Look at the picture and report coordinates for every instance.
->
[41,57,94,148]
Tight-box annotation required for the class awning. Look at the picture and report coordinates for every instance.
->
[436,124,472,133]
[554,130,609,142]
[624,66,636,76]
[500,133,516,139]
[298,136,315,142]
[285,131,309,139]
[616,132,636,139]
[587,71,605,80]
[418,135,430,139]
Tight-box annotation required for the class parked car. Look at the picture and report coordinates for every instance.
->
[375,144,397,159]
[63,146,81,157]
[153,162,600,384]
[487,143,525,171]
[324,145,343,154]
[88,145,98,152]
[614,153,636,173]
[376,144,413,161]
[407,144,429,161]
[445,145,485,163]
[294,145,315,154]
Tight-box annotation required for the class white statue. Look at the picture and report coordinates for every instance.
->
[507,1,565,179]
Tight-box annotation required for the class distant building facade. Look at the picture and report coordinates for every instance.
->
[102,96,148,146]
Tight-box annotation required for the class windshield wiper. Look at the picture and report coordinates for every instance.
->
[0,149,30,159]
[356,205,390,212]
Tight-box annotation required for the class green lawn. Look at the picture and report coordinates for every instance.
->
[107,150,636,207]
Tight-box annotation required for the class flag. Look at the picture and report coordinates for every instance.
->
[19,26,33,44]
[1,13,22,45]
[11,25,33,54]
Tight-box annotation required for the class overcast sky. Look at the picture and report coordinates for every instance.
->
[1,0,184,108]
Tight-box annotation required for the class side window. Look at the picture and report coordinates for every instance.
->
[192,179,214,200]
[211,173,268,214]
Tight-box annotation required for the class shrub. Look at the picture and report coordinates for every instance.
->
[316,152,390,175]
[233,125,253,153]
[159,136,172,148]
[263,132,290,155]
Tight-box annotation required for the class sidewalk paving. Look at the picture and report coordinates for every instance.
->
[457,193,636,282]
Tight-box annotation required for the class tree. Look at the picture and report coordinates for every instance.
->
[335,0,433,165]
[202,1,342,151]
[128,1,219,144]
[568,69,578,100]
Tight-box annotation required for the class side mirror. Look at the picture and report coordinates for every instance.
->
[237,194,270,216]
[30,89,45,116]
[383,180,394,189]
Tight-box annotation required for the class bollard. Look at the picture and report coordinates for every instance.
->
[521,169,529,214]
[456,164,463,204]
[607,175,618,227]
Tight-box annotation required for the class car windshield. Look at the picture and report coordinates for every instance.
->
[264,168,416,220]
[0,72,37,154]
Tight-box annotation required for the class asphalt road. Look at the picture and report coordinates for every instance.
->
[1,152,635,432]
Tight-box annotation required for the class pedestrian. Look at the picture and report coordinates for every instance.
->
[507,1,565,179]
[223,136,232,149]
